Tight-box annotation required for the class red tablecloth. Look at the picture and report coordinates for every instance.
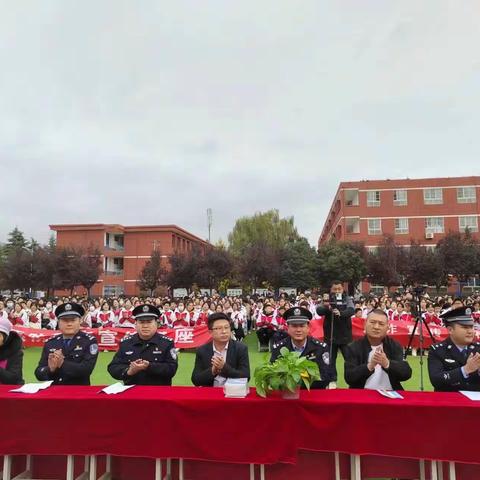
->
[1,386,478,466]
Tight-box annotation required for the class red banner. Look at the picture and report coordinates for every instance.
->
[13,326,212,351]
[309,318,459,348]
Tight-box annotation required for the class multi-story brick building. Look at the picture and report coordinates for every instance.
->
[50,224,209,296]
[319,176,480,250]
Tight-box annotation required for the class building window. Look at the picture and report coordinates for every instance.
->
[459,216,478,232]
[366,246,378,254]
[368,218,382,235]
[425,217,444,234]
[346,218,360,234]
[424,188,443,205]
[394,218,409,234]
[457,187,476,204]
[393,189,408,206]
[344,189,359,206]
[367,190,381,207]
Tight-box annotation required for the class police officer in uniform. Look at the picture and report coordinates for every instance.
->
[428,306,480,392]
[108,304,178,385]
[270,306,332,389]
[35,302,98,385]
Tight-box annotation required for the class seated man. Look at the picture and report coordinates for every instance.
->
[35,302,98,385]
[428,306,480,392]
[270,307,331,389]
[344,309,412,390]
[191,312,250,387]
[108,304,178,385]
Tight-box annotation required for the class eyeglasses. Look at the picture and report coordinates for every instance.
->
[212,326,231,332]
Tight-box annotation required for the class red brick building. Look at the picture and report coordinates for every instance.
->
[319,176,480,250]
[50,224,209,296]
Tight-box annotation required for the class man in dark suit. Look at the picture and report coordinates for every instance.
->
[428,306,480,392]
[191,312,250,387]
[270,307,332,389]
[344,309,412,390]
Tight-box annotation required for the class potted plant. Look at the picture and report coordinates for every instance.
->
[254,347,321,399]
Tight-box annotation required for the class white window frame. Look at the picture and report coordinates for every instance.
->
[394,218,409,234]
[366,190,381,207]
[393,189,408,206]
[368,218,382,235]
[423,188,443,205]
[457,187,476,204]
[425,217,444,234]
[459,216,478,232]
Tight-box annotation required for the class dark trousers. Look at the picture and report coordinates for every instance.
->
[257,327,274,346]
[327,342,349,382]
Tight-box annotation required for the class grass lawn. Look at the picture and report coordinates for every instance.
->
[23,333,434,391]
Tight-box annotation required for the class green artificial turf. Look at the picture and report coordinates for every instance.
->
[22,333,434,391]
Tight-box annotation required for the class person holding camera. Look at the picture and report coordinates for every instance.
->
[316,281,354,388]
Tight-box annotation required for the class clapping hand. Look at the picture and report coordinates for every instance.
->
[127,359,150,376]
[48,350,64,372]
[211,355,225,375]
[464,353,480,375]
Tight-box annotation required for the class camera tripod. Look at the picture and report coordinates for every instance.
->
[404,288,436,391]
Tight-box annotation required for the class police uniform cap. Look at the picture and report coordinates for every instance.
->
[133,304,160,321]
[56,302,85,320]
[440,306,474,326]
[284,306,312,324]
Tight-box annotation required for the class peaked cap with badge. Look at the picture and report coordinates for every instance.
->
[440,306,474,326]
[56,302,85,320]
[133,304,161,320]
[284,306,312,324]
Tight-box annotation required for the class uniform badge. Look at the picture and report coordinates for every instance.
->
[90,344,98,355]
[466,308,472,315]
[294,308,301,316]
[74,345,82,351]
[170,349,178,360]
[322,352,330,365]
[143,305,149,313]
[445,359,455,363]
[65,304,72,311]
[125,351,133,355]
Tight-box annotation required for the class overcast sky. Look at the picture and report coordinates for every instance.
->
[1,1,479,247]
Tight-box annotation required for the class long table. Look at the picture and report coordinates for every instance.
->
[1,385,479,479]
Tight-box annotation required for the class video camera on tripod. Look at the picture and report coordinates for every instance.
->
[328,292,348,312]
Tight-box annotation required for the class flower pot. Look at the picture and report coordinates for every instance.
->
[281,387,300,399]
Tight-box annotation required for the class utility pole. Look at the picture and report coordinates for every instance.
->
[207,208,213,243]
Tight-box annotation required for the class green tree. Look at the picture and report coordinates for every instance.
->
[138,250,168,296]
[317,240,367,291]
[280,238,318,290]
[5,227,28,253]
[228,209,299,257]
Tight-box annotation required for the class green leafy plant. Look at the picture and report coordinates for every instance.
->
[254,347,320,398]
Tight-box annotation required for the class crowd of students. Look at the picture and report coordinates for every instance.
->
[1,290,480,336]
